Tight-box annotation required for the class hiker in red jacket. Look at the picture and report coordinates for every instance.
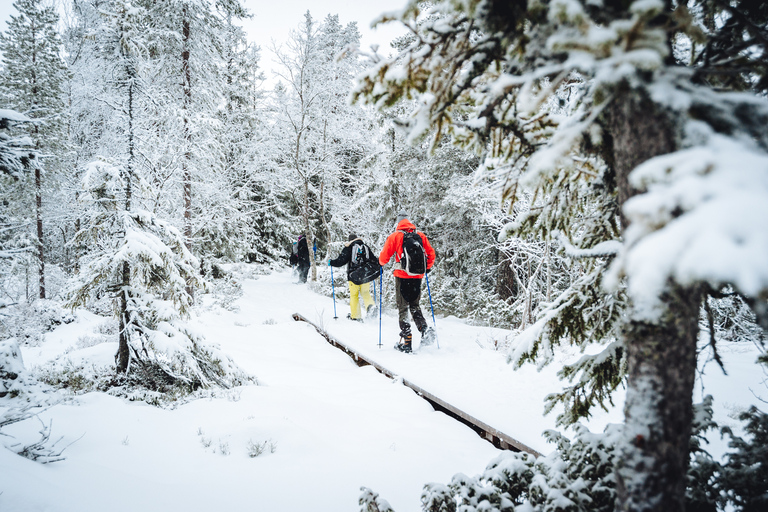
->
[379,212,436,353]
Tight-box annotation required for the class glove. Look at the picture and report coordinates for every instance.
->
[426,267,432,274]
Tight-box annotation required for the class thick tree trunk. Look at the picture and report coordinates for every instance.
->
[496,249,518,302]
[617,284,701,512]
[117,77,136,374]
[607,85,700,512]
[30,19,46,299]
[117,260,131,373]
[35,164,45,299]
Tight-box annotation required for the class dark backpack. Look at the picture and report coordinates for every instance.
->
[400,231,427,276]
[348,242,380,285]
[350,242,372,268]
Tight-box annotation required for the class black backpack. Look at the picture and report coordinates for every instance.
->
[350,242,373,268]
[348,241,381,285]
[400,231,427,276]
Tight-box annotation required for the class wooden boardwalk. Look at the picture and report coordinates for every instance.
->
[292,313,542,457]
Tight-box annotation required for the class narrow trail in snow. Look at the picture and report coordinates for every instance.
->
[292,312,541,457]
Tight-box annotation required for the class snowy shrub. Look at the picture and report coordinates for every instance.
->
[35,359,99,394]
[33,347,253,407]
[0,299,74,346]
[205,268,242,312]
[0,338,57,405]
[247,438,276,458]
[75,335,106,349]
[198,428,212,449]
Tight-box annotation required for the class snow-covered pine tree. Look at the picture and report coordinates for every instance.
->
[136,0,251,273]
[0,109,36,304]
[0,0,69,299]
[353,1,768,510]
[0,109,35,179]
[209,10,286,266]
[68,157,247,390]
[63,1,246,391]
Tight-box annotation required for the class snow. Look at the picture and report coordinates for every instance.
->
[1,269,764,511]
[0,109,32,123]
[608,126,768,320]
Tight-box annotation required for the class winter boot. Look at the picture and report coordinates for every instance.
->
[395,331,412,353]
[365,304,376,319]
[346,313,363,323]
[420,326,436,346]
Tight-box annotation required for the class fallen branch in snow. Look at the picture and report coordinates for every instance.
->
[5,415,82,464]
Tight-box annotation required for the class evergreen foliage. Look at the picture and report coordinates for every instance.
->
[353,0,768,510]
[0,0,70,299]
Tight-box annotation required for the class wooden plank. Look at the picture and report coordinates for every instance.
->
[292,312,542,457]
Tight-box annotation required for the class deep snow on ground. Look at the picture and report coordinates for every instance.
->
[1,269,764,511]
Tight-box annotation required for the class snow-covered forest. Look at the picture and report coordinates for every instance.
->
[1,1,767,511]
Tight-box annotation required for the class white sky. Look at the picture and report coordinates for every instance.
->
[241,0,407,54]
[0,0,408,76]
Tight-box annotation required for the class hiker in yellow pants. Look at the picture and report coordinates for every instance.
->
[329,234,378,321]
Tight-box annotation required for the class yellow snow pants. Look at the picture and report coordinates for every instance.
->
[348,281,374,319]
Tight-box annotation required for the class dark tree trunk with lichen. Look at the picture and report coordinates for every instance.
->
[116,71,136,374]
[617,283,702,512]
[606,85,702,512]
[496,249,518,302]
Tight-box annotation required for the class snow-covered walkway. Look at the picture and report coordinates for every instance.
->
[1,269,762,512]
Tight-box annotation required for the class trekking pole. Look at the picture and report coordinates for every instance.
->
[378,266,382,348]
[330,264,338,319]
[425,273,439,349]
[372,278,376,304]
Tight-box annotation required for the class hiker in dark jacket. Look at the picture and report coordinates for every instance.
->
[379,212,436,352]
[296,234,310,283]
[329,234,376,321]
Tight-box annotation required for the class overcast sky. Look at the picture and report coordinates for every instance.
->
[0,0,408,72]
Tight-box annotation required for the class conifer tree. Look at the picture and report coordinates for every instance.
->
[0,0,69,299]
[0,109,36,299]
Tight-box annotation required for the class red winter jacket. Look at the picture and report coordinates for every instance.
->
[379,219,436,279]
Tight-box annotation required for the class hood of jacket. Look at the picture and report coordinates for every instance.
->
[395,219,416,232]
[344,237,362,247]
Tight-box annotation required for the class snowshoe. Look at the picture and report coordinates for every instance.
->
[346,313,363,323]
[420,326,436,346]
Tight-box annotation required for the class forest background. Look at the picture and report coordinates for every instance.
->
[1,1,768,512]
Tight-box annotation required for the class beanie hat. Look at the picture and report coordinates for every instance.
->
[348,233,357,241]
[395,211,408,225]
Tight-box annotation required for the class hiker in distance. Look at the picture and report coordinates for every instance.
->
[329,234,379,321]
[295,234,311,283]
[379,212,436,353]
[288,241,299,275]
